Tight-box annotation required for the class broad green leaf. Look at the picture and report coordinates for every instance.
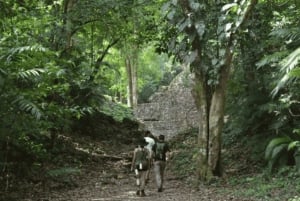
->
[265,136,291,159]
[288,141,300,151]
[271,143,287,160]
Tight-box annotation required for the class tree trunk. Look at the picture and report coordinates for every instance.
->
[192,63,231,180]
[131,47,138,108]
[124,46,139,108]
[125,56,133,107]
[192,72,211,180]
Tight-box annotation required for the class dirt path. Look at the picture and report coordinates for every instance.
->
[8,135,256,201]
[21,162,254,201]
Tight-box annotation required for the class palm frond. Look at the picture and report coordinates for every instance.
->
[256,51,287,68]
[272,47,300,96]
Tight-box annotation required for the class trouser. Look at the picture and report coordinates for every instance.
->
[145,166,151,181]
[135,169,147,191]
[145,156,153,181]
[154,160,166,189]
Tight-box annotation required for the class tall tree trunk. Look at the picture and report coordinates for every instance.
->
[125,56,133,107]
[188,0,258,181]
[124,46,139,108]
[192,72,211,180]
[131,47,138,108]
[193,63,231,180]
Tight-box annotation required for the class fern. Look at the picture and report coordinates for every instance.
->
[17,68,46,80]
[13,96,43,120]
[8,45,47,56]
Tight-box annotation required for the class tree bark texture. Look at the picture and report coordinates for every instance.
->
[124,45,139,108]
[131,47,138,108]
[125,56,133,108]
[188,0,258,181]
[192,72,211,180]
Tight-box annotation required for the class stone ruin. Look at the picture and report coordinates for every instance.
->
[134,69,200,140]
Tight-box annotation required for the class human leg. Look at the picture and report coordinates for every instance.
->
[139,170,147,196]
[135,169,141,195]
[160,161,166,191]
[154,161,163,191]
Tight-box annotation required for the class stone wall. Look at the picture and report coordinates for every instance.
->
[134,70,199,140]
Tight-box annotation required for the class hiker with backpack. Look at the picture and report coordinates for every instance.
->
[131,138,151,197]
[152,134,170,192]
[144,130,155,183]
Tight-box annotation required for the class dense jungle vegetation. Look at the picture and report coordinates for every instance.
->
[0,0,300,200]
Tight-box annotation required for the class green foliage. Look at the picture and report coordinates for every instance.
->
[169,129,198,179]
[18,132,48,160]
[289,196,300,201]
[100,98,134,121]
[224,2,300,172]
[265,130,300,172]
[214,167,300,201]
[272,47,300,96]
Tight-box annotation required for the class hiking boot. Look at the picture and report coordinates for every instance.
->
[140,190,146,197]
[158,187,163,192]
[136,190,140,196]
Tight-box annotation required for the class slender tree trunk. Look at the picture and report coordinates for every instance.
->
[125,56,133,107]
[63,0,75,52]
[124,46,139,108]
[131,47,138,108]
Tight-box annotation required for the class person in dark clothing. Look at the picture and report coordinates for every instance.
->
[131,139,150,197]
[152,134,170,192]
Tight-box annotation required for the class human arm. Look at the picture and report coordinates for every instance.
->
[131,148,137,171]
[165,143,171,161]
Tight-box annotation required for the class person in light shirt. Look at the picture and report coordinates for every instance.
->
[144,130,155,182]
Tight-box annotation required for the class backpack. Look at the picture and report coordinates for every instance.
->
[135,148,149,171]
[155,142,165,160]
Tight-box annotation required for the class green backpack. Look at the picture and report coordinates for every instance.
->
[135,148,149,171]
[155,142,165,160]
